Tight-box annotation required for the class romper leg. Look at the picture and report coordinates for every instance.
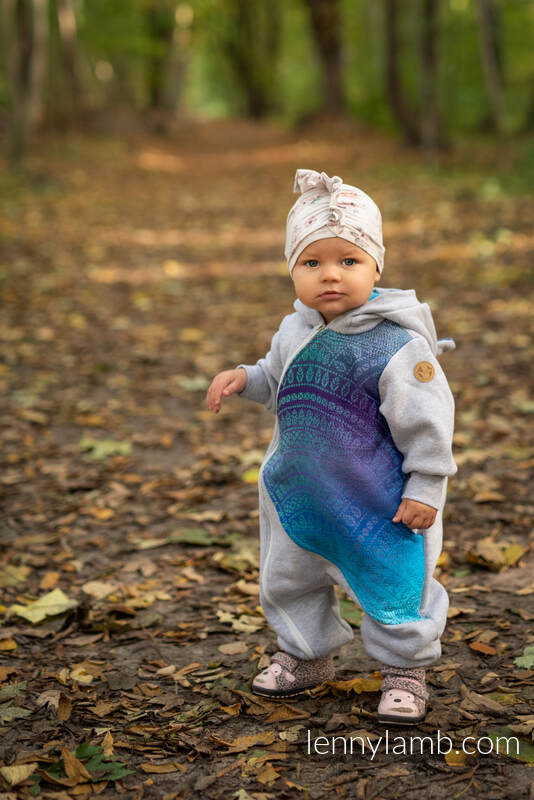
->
[258,477,354,661]
[359,480,450,668]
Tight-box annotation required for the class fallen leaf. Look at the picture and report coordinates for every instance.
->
[469,641,497,656]
[209,731,275,752]
[0,763,38,786]
[265,704,310,723]
[445,749,467,766]
[140,762,186,774]
[514,645,534,669]
[328,676,382,695]
[82,580,119,599]
[218,642,249,655]
[256,763,280,784]
[61,746,93,783]
[9,588,77,624]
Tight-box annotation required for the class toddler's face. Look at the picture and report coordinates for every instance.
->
[291,237,380,323]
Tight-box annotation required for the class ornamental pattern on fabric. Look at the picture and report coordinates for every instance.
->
[262,320,426,625]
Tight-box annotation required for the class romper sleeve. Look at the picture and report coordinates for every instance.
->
[377,335,458,510]
[234,316,289,414]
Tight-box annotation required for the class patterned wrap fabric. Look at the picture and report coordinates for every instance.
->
[285,168,386,276]
[261,319,426,625]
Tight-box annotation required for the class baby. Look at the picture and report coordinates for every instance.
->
[206,168,457,724]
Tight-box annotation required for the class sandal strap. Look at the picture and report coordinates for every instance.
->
[380,666,426,702]
[271,651,300,674]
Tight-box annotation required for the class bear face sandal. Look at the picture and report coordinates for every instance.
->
[251,650,335,699]
[377,665,427,725]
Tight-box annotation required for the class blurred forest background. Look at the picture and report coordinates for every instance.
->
[1,0,534,164]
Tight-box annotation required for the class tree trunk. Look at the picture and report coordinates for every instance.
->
[419,0,444,155]
[474,0,506,135]
[1,0,48,165]
[305,0,344,114]
[145,1,176,109]
[28,0,48,128]
[223,0,281,119]
[56,0,85,107]
[164,6,191,116]
[383,0,420,145]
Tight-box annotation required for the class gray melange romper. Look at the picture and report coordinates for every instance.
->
[236,288,457,668]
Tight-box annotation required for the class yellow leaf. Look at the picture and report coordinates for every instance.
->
[329,676,383,694]
[0,763,38,786]
[241,468,259,484]
[445,749,467,767]
[256,763,280,784]
[180,327,204,342]
[62,747,93,783]
[102,730,114,757]
[0,638,17,650]
[40,571,60,590]
[9,588,77,624]
[221,703,241,715]
[140,762,185,774]
[504,544,527,566]
[81,580,118,599]
[218,642,250,655]
[265,704,310,722]
[211,731,275,752]
[70,667,93,685]
[447,606,476,618]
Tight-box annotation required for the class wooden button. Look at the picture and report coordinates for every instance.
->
[413,361,435,382]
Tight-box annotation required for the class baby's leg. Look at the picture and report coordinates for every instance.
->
[258,483,354,661]
[360,484,449,668]
[360,576,448,667]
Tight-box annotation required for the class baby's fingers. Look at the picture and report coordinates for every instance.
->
[222,379,240,396]
[206,381,224,412]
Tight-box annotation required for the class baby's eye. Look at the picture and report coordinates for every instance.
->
[304,259,319,267]
[342,258,357,266]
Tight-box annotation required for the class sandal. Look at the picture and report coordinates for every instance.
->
[251,650,335,699]
[377,665,428,725]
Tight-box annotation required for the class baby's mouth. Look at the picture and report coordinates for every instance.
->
[320,291,344,298]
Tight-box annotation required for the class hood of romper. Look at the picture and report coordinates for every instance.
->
[293,287,456,357]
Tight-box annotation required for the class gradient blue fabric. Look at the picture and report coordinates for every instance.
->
[262,319,426,625]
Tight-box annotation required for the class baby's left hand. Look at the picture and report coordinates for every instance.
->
[393,498,437,531]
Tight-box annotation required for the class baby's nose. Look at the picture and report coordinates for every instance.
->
[321,264,341,277]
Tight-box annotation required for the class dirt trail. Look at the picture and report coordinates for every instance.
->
[0,117,533,798]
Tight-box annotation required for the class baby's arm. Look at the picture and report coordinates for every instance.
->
[206,316,288,415]
[378,335,458,529]
[206,367,247,414]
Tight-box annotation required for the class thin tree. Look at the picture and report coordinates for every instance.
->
[144,0,177,110]
[304,0,345,114]
[1,0,49,165]
[222,0,281,119]
[55,0,85,112]
[419,0,446,155]
[383,0,421,145]
[474,0,506,135]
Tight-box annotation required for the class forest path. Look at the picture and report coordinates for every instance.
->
[1,117,533,798]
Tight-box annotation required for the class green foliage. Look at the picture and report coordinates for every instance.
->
[1,0,533,137]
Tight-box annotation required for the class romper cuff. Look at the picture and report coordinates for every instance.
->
[401,472,446,511]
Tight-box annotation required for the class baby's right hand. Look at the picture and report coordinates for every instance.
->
[206,368,247,413]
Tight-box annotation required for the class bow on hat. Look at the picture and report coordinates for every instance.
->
[293,168,343,195]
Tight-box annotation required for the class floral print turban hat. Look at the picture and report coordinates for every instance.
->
[285,168,385,276]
